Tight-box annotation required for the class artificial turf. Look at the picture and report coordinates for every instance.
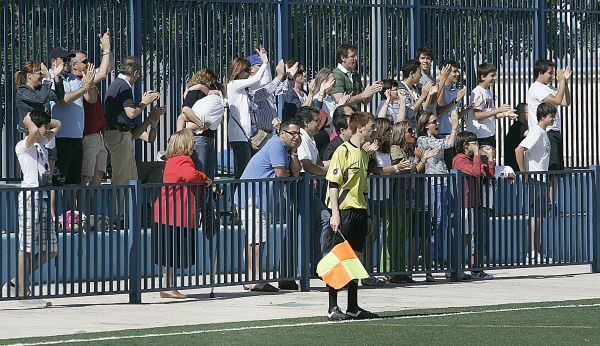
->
[3,299,600,345]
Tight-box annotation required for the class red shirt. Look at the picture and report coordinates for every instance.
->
[83,96,106,135]
[153,155,209,228]
[452,153,495,208]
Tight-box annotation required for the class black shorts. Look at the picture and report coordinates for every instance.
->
[547,130,564,170]
[477,135,496,148]
[55,138,83,184]
[325,209,368,253]
[528,179,550,217]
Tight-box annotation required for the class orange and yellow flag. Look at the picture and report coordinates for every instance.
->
[316,241,369,289]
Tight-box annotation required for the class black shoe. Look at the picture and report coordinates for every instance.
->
[278,280,299,290]
[361,277,386,287]
[346,307,380,320]
[328,306,349,321]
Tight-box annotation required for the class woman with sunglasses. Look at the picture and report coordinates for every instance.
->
[15,61,65,133]
[416,109,461,278]
[227,48,269,179]
[385,121,438,283]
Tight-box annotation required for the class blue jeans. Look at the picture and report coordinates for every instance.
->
[191,135,216,233]
[430,184,449,264]
[191,135,216,180]
[297,176,331,270]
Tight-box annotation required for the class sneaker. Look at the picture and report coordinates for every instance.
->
[1,282,15,297]
[387,275,415,284]
[361,277,386,287]
[470,271,494,280]
[328,306,349,321]
[460,272,472,281]
[526,252,543,265]
[278,280,299,290]
[346,307,380,320]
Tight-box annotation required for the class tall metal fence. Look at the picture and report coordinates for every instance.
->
[1,0,599,179]
[1,169,599,302]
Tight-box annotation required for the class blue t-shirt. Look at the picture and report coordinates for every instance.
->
[238,136,289,208]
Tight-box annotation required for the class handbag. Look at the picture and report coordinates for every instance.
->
[228,108,271,151]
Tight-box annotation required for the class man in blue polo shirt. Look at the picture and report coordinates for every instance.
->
[103,56,162,185]
[49,47,96,186]
[237,119,302,292]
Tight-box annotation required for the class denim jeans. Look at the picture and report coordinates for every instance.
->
[430,183,449,264]
[297,178,331,270]
[191,135,217,234]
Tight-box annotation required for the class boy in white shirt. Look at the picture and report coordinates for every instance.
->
[467,63,515,147]
[5,111,61,298]
[526,59,571,170]
[515,102,556,263]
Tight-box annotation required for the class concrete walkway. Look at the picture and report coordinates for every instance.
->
[1,265,599,340]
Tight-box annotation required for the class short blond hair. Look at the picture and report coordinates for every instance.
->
[166,129,195,158]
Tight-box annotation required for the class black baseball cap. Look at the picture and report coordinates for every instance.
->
[49,47,75,60]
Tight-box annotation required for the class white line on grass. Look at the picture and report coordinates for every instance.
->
[9,302,600,345]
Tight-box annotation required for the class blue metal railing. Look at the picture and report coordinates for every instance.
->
[2,1,599,179]
[1,168,598,302]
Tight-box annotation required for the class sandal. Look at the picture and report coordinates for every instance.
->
[160,290,188,299]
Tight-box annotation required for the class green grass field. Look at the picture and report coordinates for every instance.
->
[3,299,600,345]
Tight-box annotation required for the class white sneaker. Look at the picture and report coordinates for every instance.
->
[526,252,543,265]
[1,282,15,297]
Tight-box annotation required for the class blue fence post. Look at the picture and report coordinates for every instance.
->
[298,173,311,291]
[128,179,142,303]
[409,0,422,55]
[450,170,463,282]
[533,0,547,61]
[591,166,600,273]
[276,0,290,120]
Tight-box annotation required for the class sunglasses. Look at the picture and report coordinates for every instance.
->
[244,67,252,73]
[428,119,439,125]
[406,127,416,134]
[467,141,479,145]
[78,59,89,65]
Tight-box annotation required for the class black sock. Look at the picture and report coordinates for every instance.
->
[347,280,358,312]
[328,285,338,311]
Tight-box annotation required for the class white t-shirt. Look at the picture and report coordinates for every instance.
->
[370,151,392,200]
[191,94,226,130]
[519,124,550,172]
[466,85,496,138]
[297,128,319,173]
[15,135,55,188]
[526,81,560,131]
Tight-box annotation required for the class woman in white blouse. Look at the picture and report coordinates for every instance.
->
[227,48,269,178]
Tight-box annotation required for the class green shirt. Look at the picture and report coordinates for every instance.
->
[332,66,364,110]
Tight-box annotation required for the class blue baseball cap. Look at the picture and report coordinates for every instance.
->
[245,53,262,66]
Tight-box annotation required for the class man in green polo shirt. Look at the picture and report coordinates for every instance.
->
[332,44,382,111]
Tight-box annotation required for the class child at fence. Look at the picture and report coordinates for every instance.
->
[3,111,61,298]
[452,131,495,279]
[515,102,556,264]
[153,129,212,299]
[466,62,516,147]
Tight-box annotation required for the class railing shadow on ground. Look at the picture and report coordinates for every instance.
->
[1,168,599,303]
